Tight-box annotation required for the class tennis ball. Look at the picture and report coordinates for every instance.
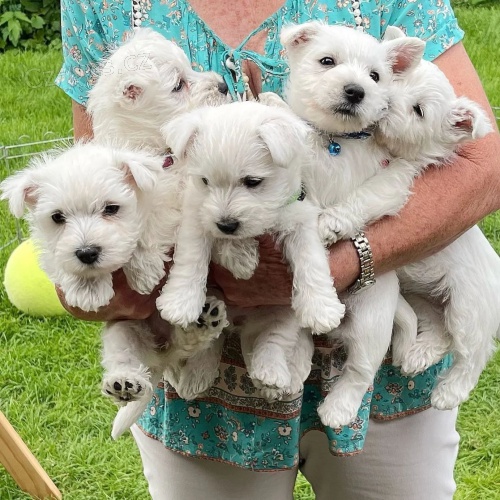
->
[3,239,67,316]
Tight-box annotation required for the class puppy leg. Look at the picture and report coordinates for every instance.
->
[282,328,314,396]
[318,273,398,428]
[157,209,213,327]
[212,238,260,280]
[169,296,227,400]
[397,294,451,376]
[391,294,419,368]
[242,308,300,399]
[175,335,225,401]
[282,203,345,333]
[431,292,496,410]
[101,320,158,405]
[123,245,168,294]
[318,159,417,244]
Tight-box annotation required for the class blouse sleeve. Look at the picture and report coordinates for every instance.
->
[55,0,119,105]
[380,0,464,61]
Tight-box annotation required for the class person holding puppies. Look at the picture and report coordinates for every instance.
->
[56,0,500,498]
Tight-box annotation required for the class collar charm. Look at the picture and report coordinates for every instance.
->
[328,141,341,156]
[326,131,372,156]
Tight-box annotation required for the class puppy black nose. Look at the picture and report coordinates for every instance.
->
[76,246,101,264]
[216,219,239,234]
[344,84,365,104]
[217,81,229,95]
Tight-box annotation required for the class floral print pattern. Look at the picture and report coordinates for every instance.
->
[56,0,463,471]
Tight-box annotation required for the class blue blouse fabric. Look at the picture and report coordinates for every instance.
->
[57,0,463,470]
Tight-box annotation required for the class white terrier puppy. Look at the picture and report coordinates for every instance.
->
[0,142,228,438]
[87,27,231,151]
[375,26,498,409]
[158,101,345,332]
[280,22,425,427]
[88,27,256,278]
[0,142,177,310]
[157,101,345,399]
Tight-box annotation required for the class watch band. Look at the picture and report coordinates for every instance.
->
[348,232,376,294]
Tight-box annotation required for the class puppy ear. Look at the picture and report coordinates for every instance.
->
[384,37,425,74]
[280,21,323,50]
[257,112,310,167]
[0,167,39,218]
[161,112,201,160]
[383,26,406,41]
[449,96,493,141]
[122,83,144,101]
[117,150,164,192]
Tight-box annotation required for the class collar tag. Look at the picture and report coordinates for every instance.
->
[328,141,341,156]
[326,130,372,156]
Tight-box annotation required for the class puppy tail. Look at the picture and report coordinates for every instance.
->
[111,369,162,440]
[111,399,150,440]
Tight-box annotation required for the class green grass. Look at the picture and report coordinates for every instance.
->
[1,4,500,498]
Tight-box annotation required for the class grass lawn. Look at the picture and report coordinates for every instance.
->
[1,4,499,499]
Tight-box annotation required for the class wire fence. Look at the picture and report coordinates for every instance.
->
[1,108,500,253]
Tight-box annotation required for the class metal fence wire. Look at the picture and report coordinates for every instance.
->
[1,108,500,252]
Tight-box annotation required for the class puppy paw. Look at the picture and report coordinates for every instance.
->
[250,362,292,392]
[259,386,286,402]
[399,338,449,376]
[156,285,205,328]
[176,363,219,401]
[294,292,345,334]
[258,92,289,110]
[318,207,358,246]
[317,394,360,429]
[171,297,228,359]
[124,251,166,295]
[102,371,152,404]
[431,381,469,411]
[184,297,228,340]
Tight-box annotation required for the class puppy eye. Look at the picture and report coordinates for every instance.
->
[319,57,335,66]
[201,177,209,185]
[103,204,120,216]
[173,79,185,92]
[413,104,424,118]
[242,176,263,188]
[369,71,380,82]
[51,211,66,224]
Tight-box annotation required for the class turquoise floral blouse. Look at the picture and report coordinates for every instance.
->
[56,0,463,470]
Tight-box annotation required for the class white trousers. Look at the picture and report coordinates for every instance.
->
[131,407,459,500]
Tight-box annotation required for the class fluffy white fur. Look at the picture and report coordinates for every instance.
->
[0,142,229,437]
[0,142,180,310]
[156,101,345,399]
[104,298,228,439]
[375,27,499,409]
[87,27,231,150]
[280,22,426,427]
[88,27,254,277]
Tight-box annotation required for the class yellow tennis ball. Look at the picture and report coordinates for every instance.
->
[3,239,67,316]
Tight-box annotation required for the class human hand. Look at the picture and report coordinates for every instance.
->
[211,235,360,308]
[56,267,168,322]
[211,235,292,307]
